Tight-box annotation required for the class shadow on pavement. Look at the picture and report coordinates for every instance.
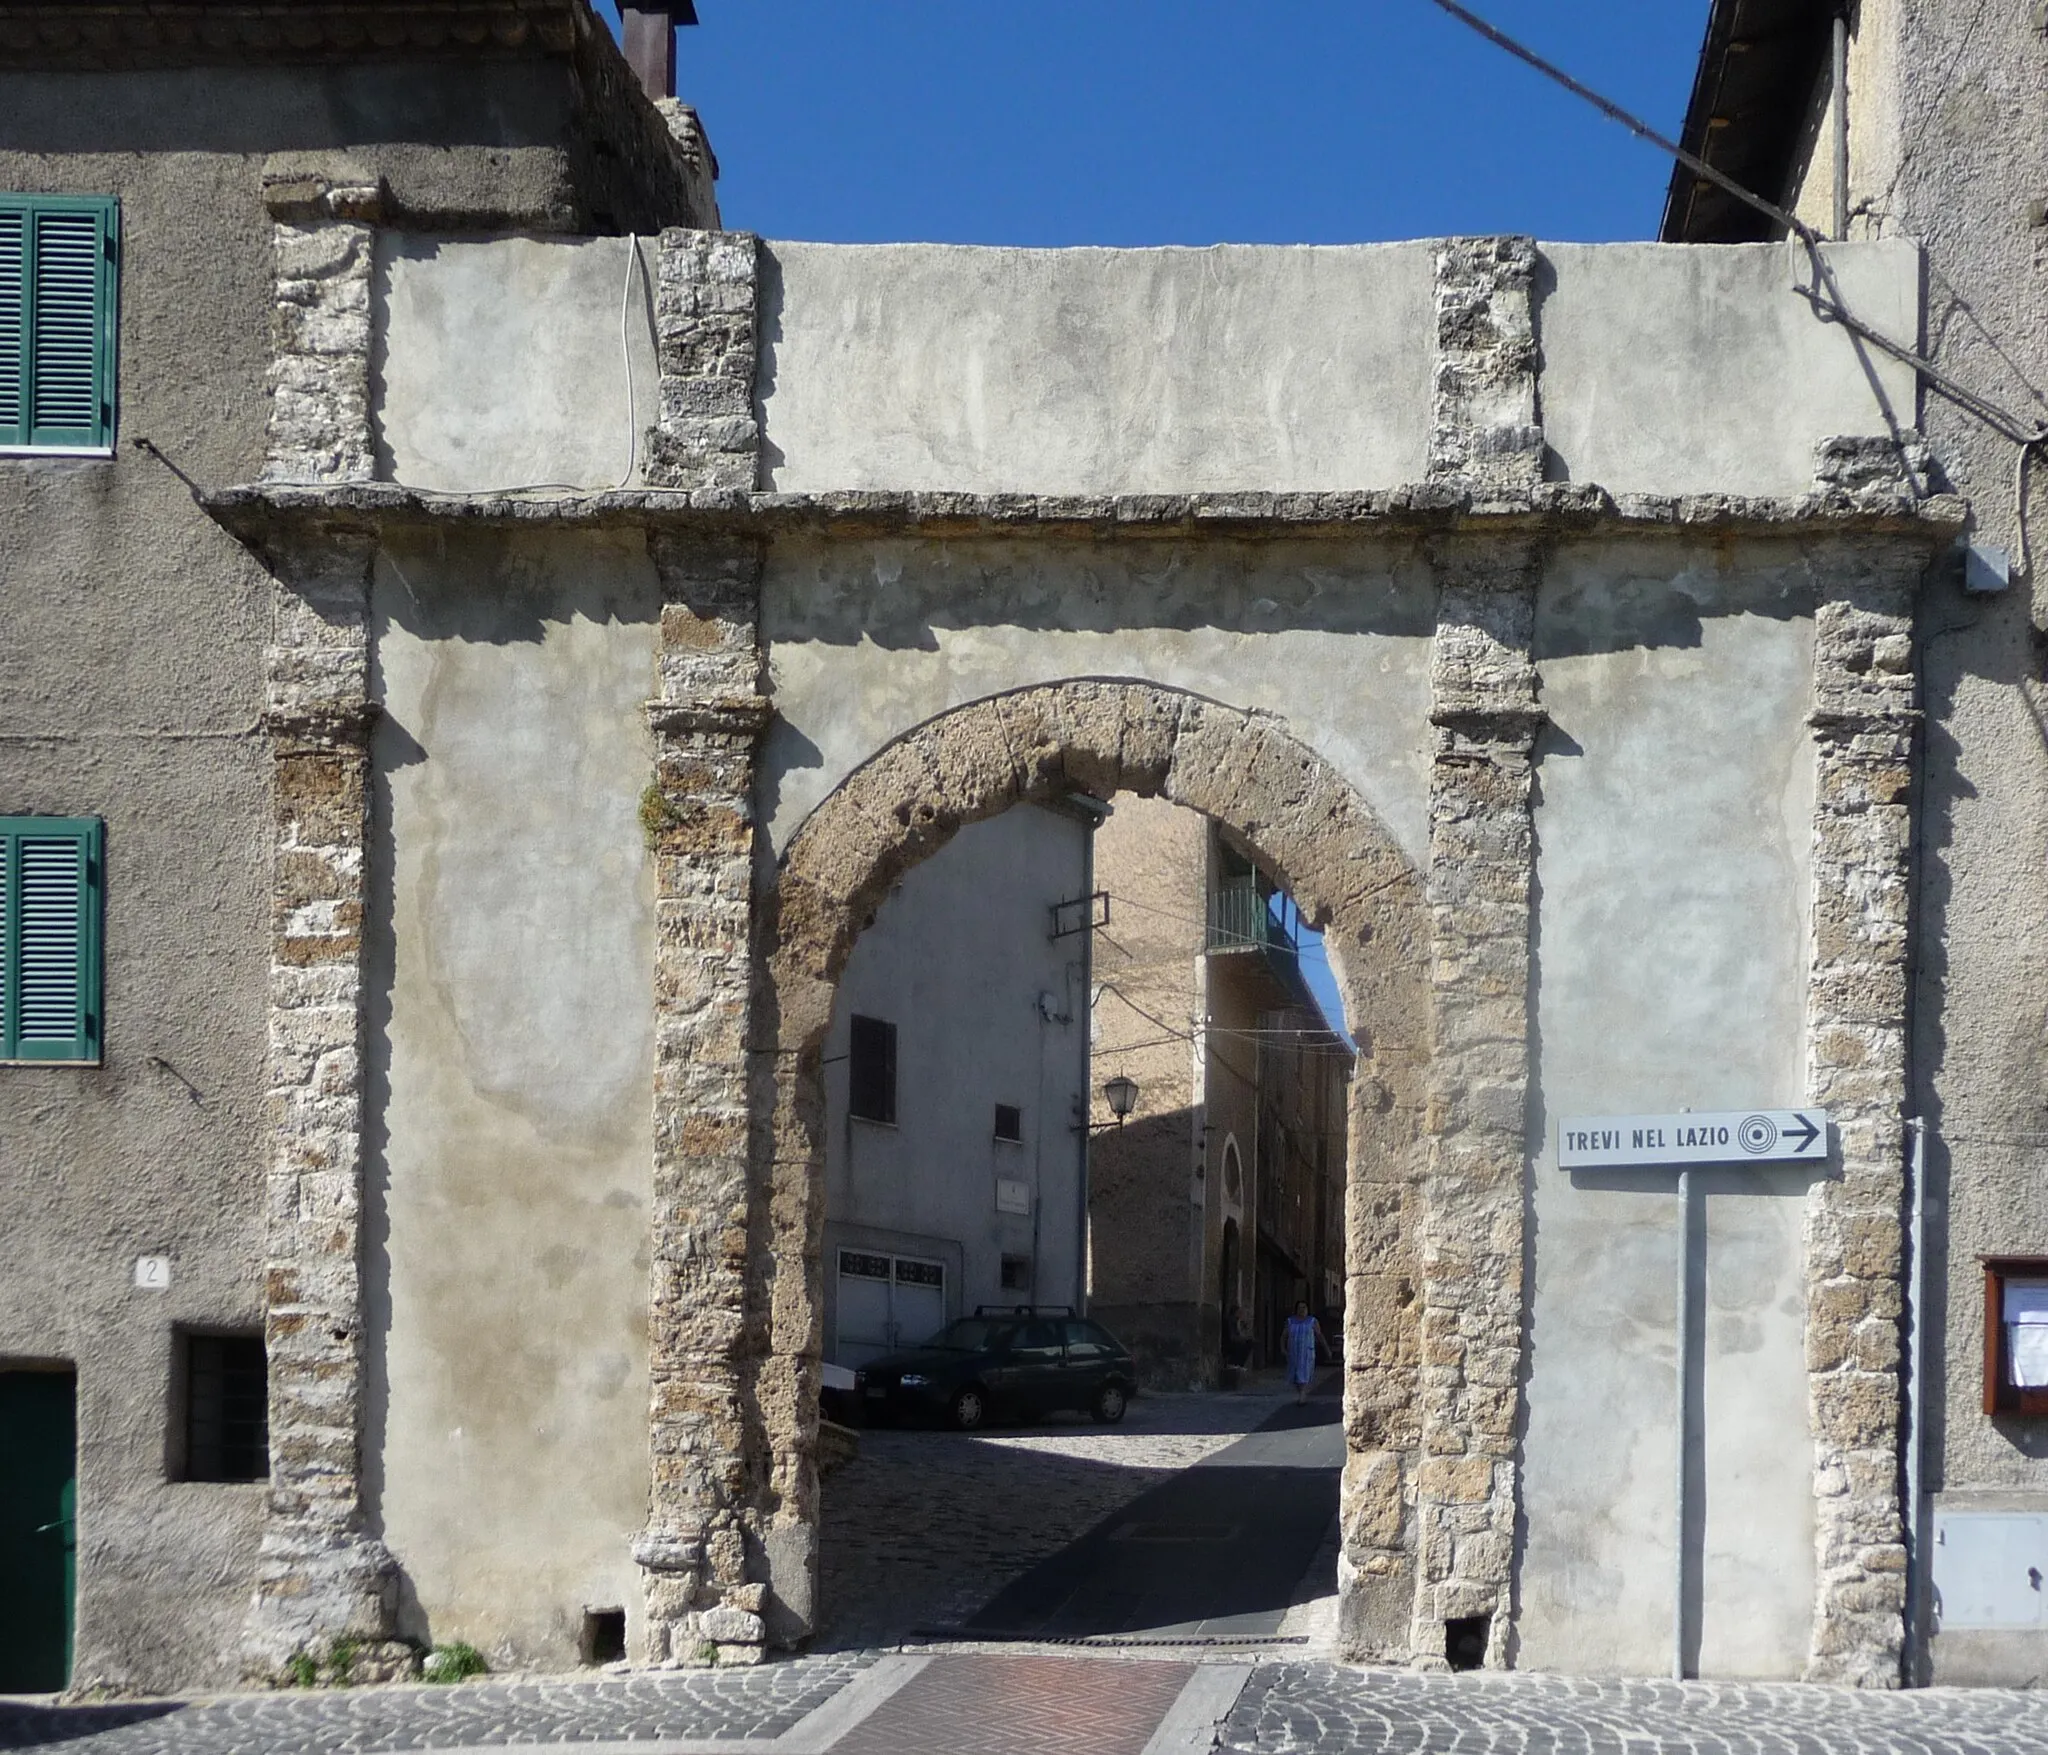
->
[963,1392,1341,1639]
[0,1702,180,1750]
[816,1384,1328,1651]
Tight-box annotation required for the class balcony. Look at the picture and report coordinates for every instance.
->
[1207,875,1296,966]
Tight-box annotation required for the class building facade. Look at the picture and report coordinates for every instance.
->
[0,0,1998,1699]
[0,0,717,1694]
[821,801,1093,1368]
[1664,0,2048,1686]
[1088,797,1351,1388]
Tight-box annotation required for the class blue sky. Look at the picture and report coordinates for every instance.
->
[597,2,1712,246]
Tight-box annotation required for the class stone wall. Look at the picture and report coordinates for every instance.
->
[1802,539,1922,1684]
[241,528,403,1679]
[1088,797,1214,1389]
[210,219,1962,1686]
[646,230,761,493]
[638,532,775,1664]
[1406,538,1541,1668]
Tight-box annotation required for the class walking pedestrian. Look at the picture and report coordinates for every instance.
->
[1285,1299,1326,1405]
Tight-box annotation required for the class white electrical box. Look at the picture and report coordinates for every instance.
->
[1933,1510,2048,1628]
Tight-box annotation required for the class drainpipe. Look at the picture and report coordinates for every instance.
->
[1077,810,1097,1316]
[1832,8,1851,238]
[1903,1115,1929,1683]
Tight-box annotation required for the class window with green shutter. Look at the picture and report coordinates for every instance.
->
[1,818,103,1065]
[0,196,119,455]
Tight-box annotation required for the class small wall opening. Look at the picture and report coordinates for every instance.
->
[580,1607,626,1665]
[169,1329,270,1484]
[1446,1613,1489,1671]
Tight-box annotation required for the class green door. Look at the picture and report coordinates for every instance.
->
[0,1371,76,1691]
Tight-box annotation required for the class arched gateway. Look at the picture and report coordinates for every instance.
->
[740,679,1434,1660]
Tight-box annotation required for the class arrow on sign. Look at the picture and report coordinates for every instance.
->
[1783,1112,1821,1153]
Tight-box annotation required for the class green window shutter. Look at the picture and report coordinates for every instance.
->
[2,818,103,1065]
[0,196,118,453]
[0,207,23,447]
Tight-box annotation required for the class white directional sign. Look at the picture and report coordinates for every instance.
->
[1557,1108,1828,1170]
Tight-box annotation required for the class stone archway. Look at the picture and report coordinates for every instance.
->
[761,679,1433,1655]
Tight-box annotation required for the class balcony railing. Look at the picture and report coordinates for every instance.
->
[1207,876,1296,961]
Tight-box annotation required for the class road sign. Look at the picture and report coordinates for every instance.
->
[1557,1108,1827,1170]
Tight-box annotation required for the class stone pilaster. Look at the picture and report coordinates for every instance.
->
[644,230,760,491]
[1428,236,1544,492]
[1413,538,1543,1669]
[638,531,773,1665]
[241,528,397,1680]
[1802,540,1922,1686]
[260,167,382,485]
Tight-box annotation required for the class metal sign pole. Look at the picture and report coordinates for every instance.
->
[1557,1108,1831,1683]
[1674,1166,1692,1682]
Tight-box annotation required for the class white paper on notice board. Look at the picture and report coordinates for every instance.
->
[2014,1327,2048,1388]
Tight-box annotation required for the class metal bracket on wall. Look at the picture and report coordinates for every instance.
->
[1049,890,1110,941]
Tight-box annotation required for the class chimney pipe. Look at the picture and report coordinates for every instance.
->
[622,4,695,101]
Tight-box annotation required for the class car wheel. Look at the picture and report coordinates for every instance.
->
[951,1386,987,1431]
[1091,1382,1128,1424]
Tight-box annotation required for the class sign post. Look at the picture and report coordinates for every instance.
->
[1555,1107,1830,1680]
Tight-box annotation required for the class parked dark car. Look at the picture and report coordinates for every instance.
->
[854,1309,1136,1430]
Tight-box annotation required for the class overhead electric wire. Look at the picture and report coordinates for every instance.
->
[1424,0,1813,244]
[1424,0,2048,565]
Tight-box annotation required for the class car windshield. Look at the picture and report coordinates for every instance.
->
[922,1319,1012,1352]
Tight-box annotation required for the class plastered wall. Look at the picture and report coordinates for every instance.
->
[375,233,657,495]
[367,236,1918,504]
[755,242,1434,495]
[366,527,658,1667]
[762,523,1830,1677]
[0,140,300,1694]
[1520,544,1819,1677]
[758,534,1439,870]
[1774,0,2048,1684]
[1537,241,1920,497]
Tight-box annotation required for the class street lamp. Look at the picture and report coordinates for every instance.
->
[1102,1074,1140,1125]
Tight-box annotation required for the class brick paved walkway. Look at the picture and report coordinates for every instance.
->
[833,1656,1191,1755]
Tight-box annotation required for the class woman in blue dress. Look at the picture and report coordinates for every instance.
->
[1285,1300,1326,1404]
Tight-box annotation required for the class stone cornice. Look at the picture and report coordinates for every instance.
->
[0,2,580,67]
[205,480,1969,549]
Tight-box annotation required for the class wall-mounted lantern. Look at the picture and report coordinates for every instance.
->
[1102,1074,1140,1125]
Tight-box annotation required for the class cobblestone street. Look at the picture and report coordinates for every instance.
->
[15,1655,2048,1755]
[0,1657,870,1754]
[817,1387,1301,1648]
[1217,1662,2048,1755]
